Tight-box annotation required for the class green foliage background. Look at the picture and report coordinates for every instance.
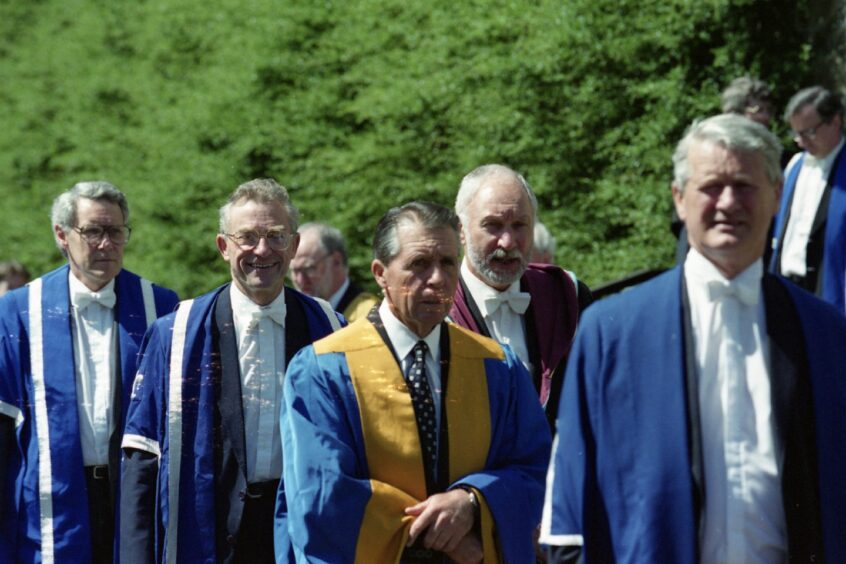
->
[0,0,836,297]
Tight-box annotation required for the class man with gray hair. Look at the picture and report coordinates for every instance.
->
[290,222,378,322]
[721,75,775,128]
[279,201,550,563]
[541,114,846,562]
[449,164,591,428]
[120,178,343,563]
[770,85,846,314]
[0,181,179,562]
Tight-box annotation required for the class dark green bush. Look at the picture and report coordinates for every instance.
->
[0,0,833,297]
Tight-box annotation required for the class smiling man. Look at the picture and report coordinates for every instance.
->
[449,164,591,428]
[770,86,846,314]
[278,201,551,563]
[119,178,343,564]
[541,114,846,563]
[0,181,179,563]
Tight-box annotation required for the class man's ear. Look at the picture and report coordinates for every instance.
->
[216,234,229,260]
[371,259,387,290]
[54,224,69,253]
[671,183,687,222]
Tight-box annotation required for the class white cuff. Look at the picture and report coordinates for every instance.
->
[0,400,23,428]
[121,433,161,458]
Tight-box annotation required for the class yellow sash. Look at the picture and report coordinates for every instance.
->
[314,319,504,562]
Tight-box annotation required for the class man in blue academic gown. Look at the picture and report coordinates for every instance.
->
[770,85,846,314]
[542,114,846,562]
[279,201,551,563]
[119,178,343,564]
[0,181,179,563]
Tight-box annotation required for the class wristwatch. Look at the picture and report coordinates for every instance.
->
[457,485,481,524]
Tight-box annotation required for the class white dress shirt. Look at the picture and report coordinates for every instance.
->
[781,136,845,277]
[684,249,786,563]
[460,260,532,374]
[328,277,350,310]
[230,285,286,483]
[378,299,442,434]
[69,273,117,467]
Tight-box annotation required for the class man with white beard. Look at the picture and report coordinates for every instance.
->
[448,164,592,427]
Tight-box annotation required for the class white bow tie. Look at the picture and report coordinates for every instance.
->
[73,288,116,311]
[706,279,759,306]
[248,302,286,327]
[484,291,531,315]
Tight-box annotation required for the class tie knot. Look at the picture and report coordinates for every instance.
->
[484,291,531,315]
[706,279,758,306]
[74,288,116,311]
[249,302,286,327]
[413,340,428,361]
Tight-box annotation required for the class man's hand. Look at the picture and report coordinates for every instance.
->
[445,533,484,564]
[404,488,475,552]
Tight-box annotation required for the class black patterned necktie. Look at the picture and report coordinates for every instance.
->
[407,341,437,483]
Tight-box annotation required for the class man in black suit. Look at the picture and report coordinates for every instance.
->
[290,222,378,322]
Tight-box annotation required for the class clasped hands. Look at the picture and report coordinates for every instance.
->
[405,488,483,564]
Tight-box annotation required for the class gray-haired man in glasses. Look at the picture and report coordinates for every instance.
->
[770,86,846,314]
[120,178,344,564]
[0,181,179,563]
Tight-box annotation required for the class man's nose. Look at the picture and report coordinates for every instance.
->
[253,236,274,255]
[498,229,516,250]
[716,186,741,209]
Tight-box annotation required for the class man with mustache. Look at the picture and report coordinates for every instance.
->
[0,181,179,563]
[278,201,551,563]
[449,164,592,427]
[120,178,343,563]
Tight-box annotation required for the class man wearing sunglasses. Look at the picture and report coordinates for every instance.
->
[770,85,846,314]
[120,178,344,563]
[0,181,179,563]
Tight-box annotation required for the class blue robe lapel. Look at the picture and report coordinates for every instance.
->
[214,288,247,480]
[629,269,697,562]
[820,146,846,310]
[764,276,824,559]
[37,266,91,559]
[284,287,312,366]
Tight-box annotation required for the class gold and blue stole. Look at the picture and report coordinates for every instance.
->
[313,319,502,562]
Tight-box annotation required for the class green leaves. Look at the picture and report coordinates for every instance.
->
[0,0,829,296]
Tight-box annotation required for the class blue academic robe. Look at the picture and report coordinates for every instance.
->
[770,144,846,314]
[278,318,552,563]
[541,267,846,563]
[0,265,178,562]
[121,284,343,564]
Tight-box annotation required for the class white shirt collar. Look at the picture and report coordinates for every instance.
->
[460,259,522,317]
[378,299,440,364]
[684,248,762,304]
[68,272,116,309]
[229,284,286,328]
[328,277,350,309]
